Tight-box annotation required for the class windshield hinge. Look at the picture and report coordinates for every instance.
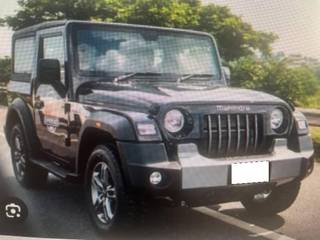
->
[64,103,71,114]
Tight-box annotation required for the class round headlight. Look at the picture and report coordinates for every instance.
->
[270,108,284,130]
[164,109,185,133]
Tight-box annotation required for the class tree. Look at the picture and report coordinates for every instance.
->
[311,65,320,81]
[3,0,110,30]
[103,0,201,29]
[0,57,11,85]
[1,0,276,61]
[196,4,277,60]
[229,56,319,105]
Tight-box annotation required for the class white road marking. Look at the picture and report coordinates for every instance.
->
[194,207,295,240]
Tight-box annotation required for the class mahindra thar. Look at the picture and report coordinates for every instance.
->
[5,20,314,232]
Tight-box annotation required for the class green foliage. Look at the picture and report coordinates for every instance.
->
[1,0,276,61]
[310,127,320,161]
[229,56,319,105]
[0,57,11,85]
[303,89,320,108]
[0,57,10,106]
[0,18,5,26]
[195,4,277,60]
[312,66,320,81]
[103,0,201,29]
[311,127,320,143]
[3,0,110,30]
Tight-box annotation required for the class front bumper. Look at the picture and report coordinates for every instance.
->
[118,135,314,199]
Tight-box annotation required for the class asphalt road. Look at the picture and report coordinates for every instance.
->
[0,108,320,239]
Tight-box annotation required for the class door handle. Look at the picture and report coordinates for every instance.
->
[34,100,44,109]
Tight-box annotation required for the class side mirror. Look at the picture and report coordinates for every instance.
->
[38,59,61,84]
[222,66,231,85]
[38,59,66,97]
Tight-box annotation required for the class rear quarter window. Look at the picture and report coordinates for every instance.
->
[14,37,35,76]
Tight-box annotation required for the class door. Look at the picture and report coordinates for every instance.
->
[34,33,71,163]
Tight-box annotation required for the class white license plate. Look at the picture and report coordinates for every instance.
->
[231,161,269,184]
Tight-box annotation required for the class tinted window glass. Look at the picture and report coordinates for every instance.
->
[76,29,221,79]
[14,37,35,74]
[43,36,65,83]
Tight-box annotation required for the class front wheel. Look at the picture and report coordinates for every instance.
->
[85,145,131,232]
[10,124,48,188]
[241,180,301,216]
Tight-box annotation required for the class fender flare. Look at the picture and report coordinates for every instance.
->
[5,98,39,154]
[75,113,137,178]
[78,114,137,143]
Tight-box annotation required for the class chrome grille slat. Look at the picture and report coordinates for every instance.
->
[245,114,250,153]
[236,114,241,153]
[207,115,212,154]
[254,114,259,152]
[217,114,222,153]
[227,115,231,152]
[204,113,269,158]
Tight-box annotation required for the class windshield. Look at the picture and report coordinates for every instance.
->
[74,27,222,82]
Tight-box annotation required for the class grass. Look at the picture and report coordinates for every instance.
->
[310,127,320,142]
[310,127,320,161]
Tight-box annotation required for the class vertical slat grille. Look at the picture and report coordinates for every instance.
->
[227,115,232,152]
[254,114,259,151]
[207,115,212,154]
[236,114,241,153]
[217,114,222,153]
[203,113,270,158]
[245,114,250,153]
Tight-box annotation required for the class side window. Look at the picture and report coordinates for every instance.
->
[14,37,35,75]
[42,35,65,83]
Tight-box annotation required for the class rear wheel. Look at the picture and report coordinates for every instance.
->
[85,145,132,232]
[10,124,48,188]
[241,180,301,216]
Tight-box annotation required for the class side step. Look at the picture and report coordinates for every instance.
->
[30,157,79,183]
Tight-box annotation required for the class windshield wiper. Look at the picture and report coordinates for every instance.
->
[113,72,164,83]
[113,72,137,84]
[177,74,216,83]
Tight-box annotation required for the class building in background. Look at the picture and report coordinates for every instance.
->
[287,54,320,68]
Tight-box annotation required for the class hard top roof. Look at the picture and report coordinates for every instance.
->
[13,20,212,39]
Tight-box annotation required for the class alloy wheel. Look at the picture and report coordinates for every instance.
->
[91,161,117,224]
[12,133,26,180]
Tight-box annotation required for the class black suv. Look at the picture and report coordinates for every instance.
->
[5,20,314,232]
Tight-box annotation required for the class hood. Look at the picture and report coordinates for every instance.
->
[81,82,286,111]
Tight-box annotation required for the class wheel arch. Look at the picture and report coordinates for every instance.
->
[5,98,39,155]
[76,126,130,185]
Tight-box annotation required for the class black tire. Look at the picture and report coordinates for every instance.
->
[10,124,48,188]
[241,180,301,216]
[85,145,133,233]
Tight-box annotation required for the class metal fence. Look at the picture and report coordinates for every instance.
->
[297,108,320,127]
